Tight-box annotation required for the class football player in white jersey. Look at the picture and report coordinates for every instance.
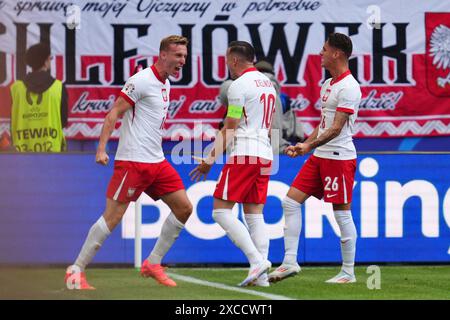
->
[65,36,192,289]
[190,41,276,287]
[269,33,362,284]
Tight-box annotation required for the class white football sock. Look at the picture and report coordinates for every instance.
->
[244,213,269,260]
[148,212,184,264]
[213,209,263,265]
[281,196,302,265]
[334,210,357,275]
[74,216,111,271]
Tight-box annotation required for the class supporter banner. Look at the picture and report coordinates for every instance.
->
[0,153,449,264]
[0,0,449,139]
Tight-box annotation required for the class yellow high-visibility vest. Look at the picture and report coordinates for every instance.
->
[10,79,66,152]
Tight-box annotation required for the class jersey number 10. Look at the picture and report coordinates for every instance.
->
[260,93,276,129]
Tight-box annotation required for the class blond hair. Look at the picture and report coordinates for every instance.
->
[160,35,189,52]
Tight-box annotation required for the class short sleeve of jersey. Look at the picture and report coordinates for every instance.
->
[120,75,142,106]
[227,81,245,108]
[226,80,245,118]
[336,86,360,114]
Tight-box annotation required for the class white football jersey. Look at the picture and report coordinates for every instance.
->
[227,68,277,161]
[115,65,170,163]
[314,70,361,160]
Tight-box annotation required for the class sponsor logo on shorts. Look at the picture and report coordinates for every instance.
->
[127,188,136,198]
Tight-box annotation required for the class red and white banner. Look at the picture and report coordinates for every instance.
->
[0,0,449,139]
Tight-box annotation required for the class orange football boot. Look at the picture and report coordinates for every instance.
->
[140,260,177,287]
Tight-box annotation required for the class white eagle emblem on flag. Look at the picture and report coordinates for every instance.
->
[429,25,450,88]
[425,13,450,96]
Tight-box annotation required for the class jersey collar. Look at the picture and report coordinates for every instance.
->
[240,67,258,76]
[151,65,166,85]
[330,70,351,86]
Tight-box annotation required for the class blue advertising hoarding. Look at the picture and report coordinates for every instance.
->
[0,153,449,264]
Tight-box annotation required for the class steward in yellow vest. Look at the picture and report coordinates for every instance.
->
[10,43,68,152]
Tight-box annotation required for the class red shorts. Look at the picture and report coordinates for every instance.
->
[106,159,184,202]
[292,155,356,204]
[213,156,272,204]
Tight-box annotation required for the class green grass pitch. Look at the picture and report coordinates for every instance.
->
[1,265,449,300]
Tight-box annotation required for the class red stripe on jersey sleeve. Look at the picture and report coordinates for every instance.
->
[120,91,135,106]
[336,107,354,114]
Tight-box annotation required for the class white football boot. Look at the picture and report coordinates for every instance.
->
[325,270,356,283]
[253,272,270,287]
[238,259,271,287]
[268,263,301,283]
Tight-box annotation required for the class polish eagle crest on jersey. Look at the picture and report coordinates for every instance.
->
[322,88,331,103]
[425,13,450,96]
[161,88,168,102]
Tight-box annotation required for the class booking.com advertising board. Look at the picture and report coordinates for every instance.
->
[0,153,449,264]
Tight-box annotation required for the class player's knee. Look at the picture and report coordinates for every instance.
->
[282,196,301,214]
[334,211,353,226]
[212,210,219,222]
[185,202,193,216]
[334,211,357,238]
[176,202,193,221]
[212,209,223,223]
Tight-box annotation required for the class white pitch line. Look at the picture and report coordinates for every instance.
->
[168,273,295,300]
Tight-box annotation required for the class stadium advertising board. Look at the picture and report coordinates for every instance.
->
[0,153,449,264]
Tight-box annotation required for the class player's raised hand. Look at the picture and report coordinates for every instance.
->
[189,156,212,182]
[96,150,109,166]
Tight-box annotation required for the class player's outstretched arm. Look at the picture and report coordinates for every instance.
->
[303,125,320,145]
[285,126,320,157]
[189,116,240,182]
[96,96,133,165]
[294,111,349,156]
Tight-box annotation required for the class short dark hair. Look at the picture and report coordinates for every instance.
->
[160,35,189,52]
[228,41,255,63]
[327,33,353,58]
[26,43,51,70]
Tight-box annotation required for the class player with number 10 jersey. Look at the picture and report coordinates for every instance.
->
[213,67,277,203]
[189,41,276,287]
